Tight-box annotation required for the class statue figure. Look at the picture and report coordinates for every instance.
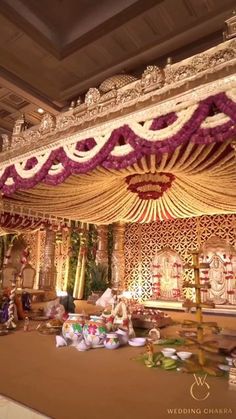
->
[208,254,226,304]
[39,113,56,133]
[152,247,183,301]
[200,236,236,305]
[162,256,174,297]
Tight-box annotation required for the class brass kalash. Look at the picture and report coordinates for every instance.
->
[182,250,222,375]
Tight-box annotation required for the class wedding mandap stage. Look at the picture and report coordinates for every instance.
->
[1,17,236,419]
[1,20,236,314]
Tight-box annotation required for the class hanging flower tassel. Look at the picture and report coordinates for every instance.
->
[3,244,13,266]
[19,246,30,277]
[6,273,18,329]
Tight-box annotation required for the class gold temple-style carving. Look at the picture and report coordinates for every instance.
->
[99,74,137,93]
[224,11,236,40]
[1,38,236,159]
[39,113,56,134]
[85,88,101,107]
[1,134,10,152]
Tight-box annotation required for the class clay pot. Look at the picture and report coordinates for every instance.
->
[83,316,107,348]
[104,333,120,350]
[116,328,129,346]
[62,313,85,341]
[102,312,115,332]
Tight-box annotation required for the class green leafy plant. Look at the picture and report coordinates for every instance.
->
[89,262,109,293]
[107,224,113,284]
[67,224,80,295]
[83,225,97,299]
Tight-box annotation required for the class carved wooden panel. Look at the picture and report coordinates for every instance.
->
[22,230,46,288]
[21,231,38,270]
[125,214,236,301]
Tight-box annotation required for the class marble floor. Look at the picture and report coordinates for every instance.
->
[0,394,49,419]
[0,301,235,419]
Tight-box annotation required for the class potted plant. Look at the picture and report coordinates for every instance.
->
[86,262,109,303]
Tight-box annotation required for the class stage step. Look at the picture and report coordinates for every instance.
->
[144,300,236,315]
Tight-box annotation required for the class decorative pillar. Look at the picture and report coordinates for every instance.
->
[55,229,70,292]
[73,223,88,299]
[112,222,126,290]
[35,231,44,288]
[40,228,57,290]
[96,225,108,265]
[61,229,70,292]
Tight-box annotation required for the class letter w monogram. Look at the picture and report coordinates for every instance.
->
[193,374,208,386]
[190,374,210,401]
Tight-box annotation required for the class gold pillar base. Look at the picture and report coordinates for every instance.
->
[96,225,108,266]
[112,222,126,290]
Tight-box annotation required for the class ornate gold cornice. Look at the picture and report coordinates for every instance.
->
[1,38,236,163]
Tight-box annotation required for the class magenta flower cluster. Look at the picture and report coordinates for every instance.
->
[1,92,236,195]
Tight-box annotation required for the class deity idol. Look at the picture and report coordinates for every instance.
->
[200,236,236,305]
[152,248,183,301]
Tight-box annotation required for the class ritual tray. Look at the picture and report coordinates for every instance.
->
[132,316,172,329]
[30,315,50,321]
[37,324,62,335]
[0,329,9,336]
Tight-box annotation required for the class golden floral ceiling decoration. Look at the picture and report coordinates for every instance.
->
[0,87,236,195]
[6,140,236,224]
[126,173,175,200]
[1,38,236,224]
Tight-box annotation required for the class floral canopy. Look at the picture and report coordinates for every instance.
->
[1,39,236,225]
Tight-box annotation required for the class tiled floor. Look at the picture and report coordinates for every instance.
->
[0,395,49,419]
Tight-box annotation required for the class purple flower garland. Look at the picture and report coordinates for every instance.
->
[1,92,236,195]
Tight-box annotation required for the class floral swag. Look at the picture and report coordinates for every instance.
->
[1,91,236,196]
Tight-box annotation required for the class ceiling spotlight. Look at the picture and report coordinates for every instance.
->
[37,108,44,114]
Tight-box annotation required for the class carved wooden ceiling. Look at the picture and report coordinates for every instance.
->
[0,0,235,135]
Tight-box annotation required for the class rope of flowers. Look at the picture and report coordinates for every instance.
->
[1,92,236,194]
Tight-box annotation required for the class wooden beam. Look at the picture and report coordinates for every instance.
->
[0,66,64,113]
[0,100,21,114]
[61,0,163,58]
[0,0,163,60]
[0,129,11,136]
[0,117,13,132]
[0,87,9,99]
[0,0,60,59]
